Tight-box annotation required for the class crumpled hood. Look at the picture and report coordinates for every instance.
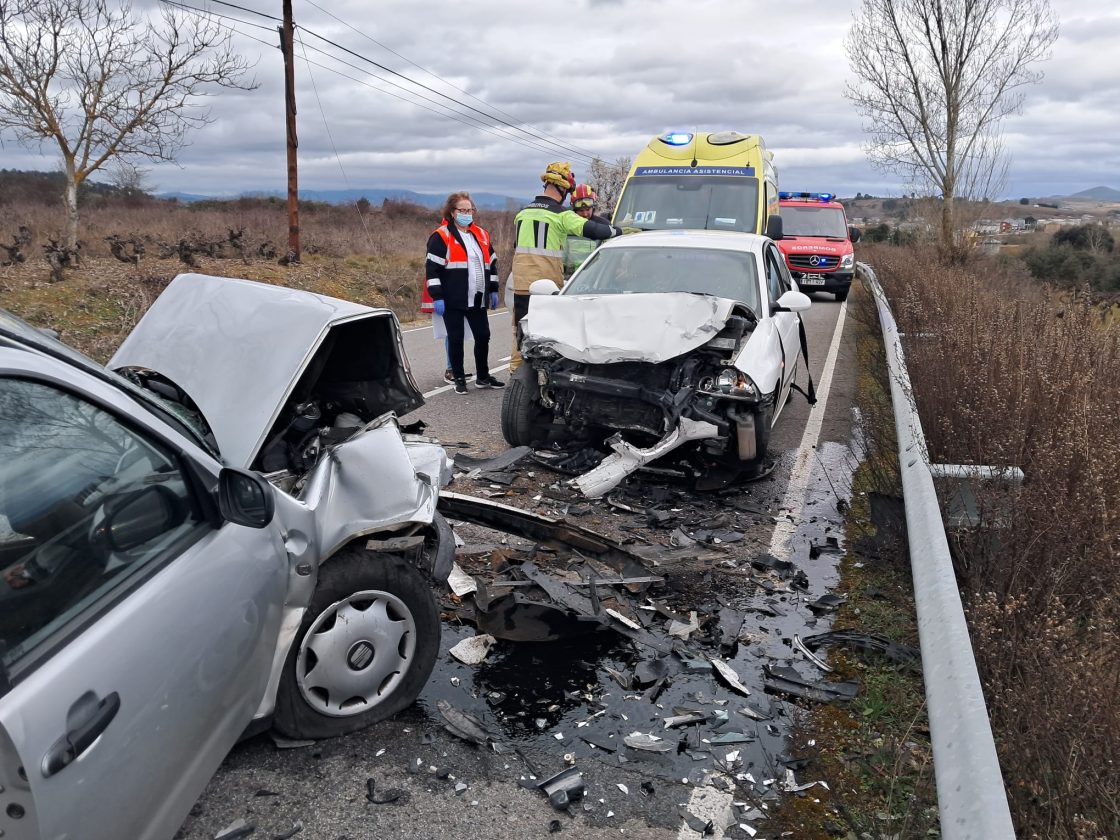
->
[110,274,421,468]
[523,293,738,364]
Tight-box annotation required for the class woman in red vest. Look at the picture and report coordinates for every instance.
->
[424,193,503,394]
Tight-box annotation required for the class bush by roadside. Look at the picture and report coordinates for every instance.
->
[864,243,1119,839]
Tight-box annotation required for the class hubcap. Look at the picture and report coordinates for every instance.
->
[296,590,417,717]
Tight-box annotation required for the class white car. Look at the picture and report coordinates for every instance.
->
[501,230,812,496]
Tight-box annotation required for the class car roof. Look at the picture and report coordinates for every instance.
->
[597,229,770,254]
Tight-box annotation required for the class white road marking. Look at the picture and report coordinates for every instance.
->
[403,311,508,333]
[768,300,849,559]
[674,303,849,840]
[421,363,509,399]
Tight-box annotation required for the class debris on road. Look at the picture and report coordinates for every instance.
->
[538,766,586,810]
[449,633,496,665]
[437,700,493,746]
[214,819,255,840]
[365,777,406,805]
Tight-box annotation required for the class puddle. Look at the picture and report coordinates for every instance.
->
[416,435,862,787]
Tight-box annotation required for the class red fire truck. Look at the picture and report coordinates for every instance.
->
[775,192,860,302]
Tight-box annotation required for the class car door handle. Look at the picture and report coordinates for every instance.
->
[42,691,120,778]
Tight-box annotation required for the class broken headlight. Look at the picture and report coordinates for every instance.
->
[700,368,758,400]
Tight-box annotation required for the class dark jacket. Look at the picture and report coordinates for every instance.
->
[425,220,498,309]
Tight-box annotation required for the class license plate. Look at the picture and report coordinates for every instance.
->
[799,276,826,286]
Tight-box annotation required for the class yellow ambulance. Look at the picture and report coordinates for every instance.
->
[612,131,780,237]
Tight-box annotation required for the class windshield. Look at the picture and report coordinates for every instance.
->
[780,204,849,238]
[564,246,761,313]
[614,176,761,233]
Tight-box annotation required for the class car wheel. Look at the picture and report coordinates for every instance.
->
[501,366,551,447]
[834,287,849,302]
[272,547,440,739]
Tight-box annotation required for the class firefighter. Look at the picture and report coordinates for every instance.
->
[509,163,622,372]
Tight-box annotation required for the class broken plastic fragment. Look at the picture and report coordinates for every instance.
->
[538,766,586,810]
[710,658,752,696]
[214,819,255,840]
[365,778,405,805]
[437,699,491,745]
[447,562,478,597]
[449,633,497,665]
[605,608,642,630]
[793,634,833,673]
[273,822,303,840]
[624,732,674,753]
[668,610,700,639]
[617,783,629,794]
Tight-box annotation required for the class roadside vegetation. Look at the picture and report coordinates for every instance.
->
[0,183,515,361]
[855,242,1120,839]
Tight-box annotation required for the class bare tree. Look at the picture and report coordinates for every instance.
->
[0,0,255,254]
[844,0,1057,259]
[588,156,632,217]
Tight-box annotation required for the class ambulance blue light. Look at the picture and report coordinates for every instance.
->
[663,132,693,145]
[780,191,835,203]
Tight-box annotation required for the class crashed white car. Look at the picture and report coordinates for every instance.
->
[501,230,812,496]
[1,275,451,840]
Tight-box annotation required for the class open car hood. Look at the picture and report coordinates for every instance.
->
[110,274,423,468]
[523,292,739,364]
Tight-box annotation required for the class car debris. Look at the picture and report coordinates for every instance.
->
[365,777,406,805]
[437,700,493,746]
[800,629,920,667]
[449,634,497,665]
[763,664,859,704]
[792,634,833,672]
[538,766,586,810]
[624,732,675,753]
[271,823,303,840]
[214,819,255,840]
[710,658,752,696]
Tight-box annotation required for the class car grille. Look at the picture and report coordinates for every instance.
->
[788,254,837,270]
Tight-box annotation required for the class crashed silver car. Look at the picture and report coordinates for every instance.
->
[0,275,451,840]
[501,230,812,496]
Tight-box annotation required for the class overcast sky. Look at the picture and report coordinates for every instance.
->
[3,0,1118,201]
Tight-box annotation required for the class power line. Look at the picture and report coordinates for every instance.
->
[302,0,600,161]
[158,0,278,35]
[295,24,598,165]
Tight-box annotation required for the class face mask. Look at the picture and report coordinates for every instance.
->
[455,212,473,227]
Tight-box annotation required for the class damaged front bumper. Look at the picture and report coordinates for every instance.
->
[575,418,723,498]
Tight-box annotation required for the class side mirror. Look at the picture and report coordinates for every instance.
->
[848,226,862,243]
[529,278,561,296]
[218,468,275,528]
[765,215,784,241]
[774,289,812,313]
[100,485,186,551]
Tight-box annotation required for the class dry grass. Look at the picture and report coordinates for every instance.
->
[0,198,516,363]
[864,242,1120,839]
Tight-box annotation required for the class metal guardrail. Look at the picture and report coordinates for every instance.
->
[858,263,1016,839]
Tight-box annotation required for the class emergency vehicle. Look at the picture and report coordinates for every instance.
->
[775,191,860,302]
[613,131,781,238]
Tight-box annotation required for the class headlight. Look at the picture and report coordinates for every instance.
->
[710,368,757,399]
[840,253,855,269]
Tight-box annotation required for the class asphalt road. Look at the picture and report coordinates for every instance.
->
[177,290,860,840]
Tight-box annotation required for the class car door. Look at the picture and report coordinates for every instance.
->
[764,243,804,408]
[0,374,288,840]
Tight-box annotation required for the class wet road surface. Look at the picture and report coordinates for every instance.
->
[176,293,860,840]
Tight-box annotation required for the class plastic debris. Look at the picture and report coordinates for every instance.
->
[617,783,629,794]
[538,766,586,810]
[449,633,497,665]
[763,665,859,703]
[365,778,405,805]
[437,699,491,745]
[271,823,303,840]
[710,658,752,696]
[668,610,700,639]
[447,563,478,597]
[624,732,674,753]
[269,734,314,750]
[793,634,833,672]
[805,593,846,614]
[214,819,255,840]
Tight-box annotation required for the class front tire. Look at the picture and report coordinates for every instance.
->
[273,547,440,739]
[501,366,551,446]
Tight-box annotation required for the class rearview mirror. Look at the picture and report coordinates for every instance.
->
[766,215,784,241]
[529,279,561,296]
[218,468,275,528]
[774,290,812,313]
[848,226,862,243]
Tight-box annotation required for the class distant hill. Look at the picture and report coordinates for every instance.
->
[1067,186,1120,202]
[162,187,528,210]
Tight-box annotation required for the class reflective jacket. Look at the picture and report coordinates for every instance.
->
[511,195,619,293]
[425,220,498,308]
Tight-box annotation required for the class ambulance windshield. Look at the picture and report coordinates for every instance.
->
[614,176,761,233]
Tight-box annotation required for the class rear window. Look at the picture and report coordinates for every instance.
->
[564,246,761,314]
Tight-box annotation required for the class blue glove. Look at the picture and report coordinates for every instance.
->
[489,292,499,310]
[433,299,445,316]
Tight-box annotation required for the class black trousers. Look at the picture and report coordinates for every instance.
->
[444,305,491,380]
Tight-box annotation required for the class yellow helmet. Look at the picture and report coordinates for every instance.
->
[542,162,576,193]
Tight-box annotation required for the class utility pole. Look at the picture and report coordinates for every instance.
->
[279,0,300,263]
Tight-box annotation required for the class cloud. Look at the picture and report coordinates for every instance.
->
[3,0,1115,199]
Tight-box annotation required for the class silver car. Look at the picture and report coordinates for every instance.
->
[0,275,453,840]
